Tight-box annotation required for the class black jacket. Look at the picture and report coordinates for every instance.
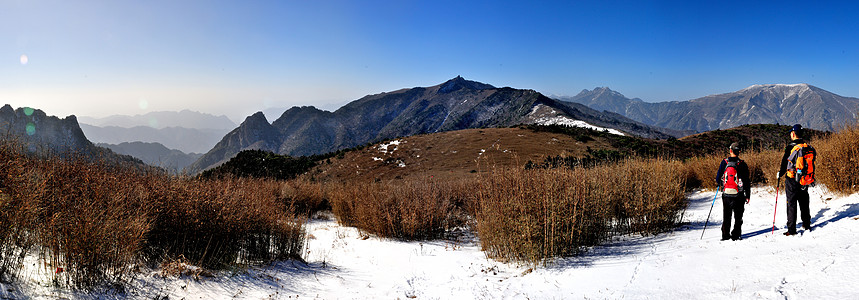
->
[716,156,751,199]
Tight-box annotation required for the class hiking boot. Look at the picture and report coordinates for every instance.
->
[783,231,797,236]
[803,224,812,231]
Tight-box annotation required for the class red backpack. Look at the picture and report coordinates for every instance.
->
[722,159,744,195]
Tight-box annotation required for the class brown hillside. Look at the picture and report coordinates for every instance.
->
[303,123,828,183]
[309,127,616,182]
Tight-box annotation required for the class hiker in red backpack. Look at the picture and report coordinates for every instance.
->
[776,124,816,236]
[715,142,751,241]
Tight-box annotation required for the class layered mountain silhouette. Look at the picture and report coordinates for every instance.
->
[98,141,202,173]
[188,77,679,173]
[79,110,236,154]
[78,110,236,130]
[80,124,227,154]
[562,84,859,132]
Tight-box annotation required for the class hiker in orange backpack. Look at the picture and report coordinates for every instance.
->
[776,124,816,236]
[715,142,751,241]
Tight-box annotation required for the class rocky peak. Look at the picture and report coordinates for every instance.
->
[438,76,495,93]
[241,111,269,126]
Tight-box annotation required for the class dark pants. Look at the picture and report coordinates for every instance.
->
[721,195,745,240]
[785,177,811,233]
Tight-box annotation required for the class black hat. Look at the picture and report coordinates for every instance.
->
[790,124,803,134]
[729,142,741,153]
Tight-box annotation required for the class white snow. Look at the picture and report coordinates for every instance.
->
[535,115,626,136]
[378,140,402,154]
[3,186,859,299]
[741,83,812,101]
[528,105,625,136]
[372,157,383,161]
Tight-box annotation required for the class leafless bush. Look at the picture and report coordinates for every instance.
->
[475,158,687,265]
[815,122,859,194]
[329,178,466,240]
[0,140,304,288]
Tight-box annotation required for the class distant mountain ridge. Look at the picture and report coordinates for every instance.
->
[98,141,202,173]
[561,84,859,132]
[80,124,227,154]
[79,110,236,130]
[188,76,680,173]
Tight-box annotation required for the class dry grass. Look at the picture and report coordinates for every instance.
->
[312,127,613,183]
[475,158,687,265]
[144,176,305,270]
[681,149,780,191]
[329,178,471,240]
[815,122,859,194]
[0,140,305,288]
[279,178,328,216]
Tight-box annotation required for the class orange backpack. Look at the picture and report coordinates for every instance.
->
[787,143,816,186]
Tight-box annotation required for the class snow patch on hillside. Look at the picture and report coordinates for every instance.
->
[527,105,625,136]
[378,140,401,154]
[534,115,625,136]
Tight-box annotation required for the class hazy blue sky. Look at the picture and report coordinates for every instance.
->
[2,0,858,122]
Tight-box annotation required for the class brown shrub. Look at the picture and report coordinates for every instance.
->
[815,122,859,194]
[0,141,305,288]
[329,178,464,240]
[280,178,328,216]
[682,149,781,191]
[144,176,304,270]
[741,149,781,188]
[682,155,719,190]
[475,158,687,265]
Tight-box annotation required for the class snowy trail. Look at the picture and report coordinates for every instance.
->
[4,186,858,299]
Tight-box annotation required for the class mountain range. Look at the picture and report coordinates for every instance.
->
[9,79,857,174]
[78,110,236,130]
[79,110,236,154]
[80,125,226,154]
[187,76,680,173]
[561,84,859,132]
[98,142,202,173]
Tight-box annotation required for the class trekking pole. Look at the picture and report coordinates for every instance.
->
[700,186,721,240]
[771,179,781,234]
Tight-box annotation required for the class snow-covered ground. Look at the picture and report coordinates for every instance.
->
[3,186,858,299]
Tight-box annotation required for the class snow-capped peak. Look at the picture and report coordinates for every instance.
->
[741,83,811,92]
[739,83,816,101]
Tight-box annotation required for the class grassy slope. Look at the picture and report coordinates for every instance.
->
[308,127,617,182]
[307,124,828,183]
